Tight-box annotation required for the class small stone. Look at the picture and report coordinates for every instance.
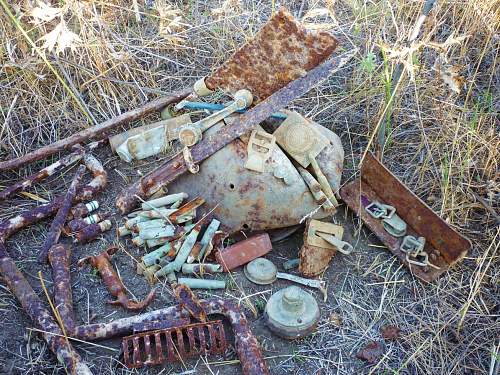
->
[329,312,342,327]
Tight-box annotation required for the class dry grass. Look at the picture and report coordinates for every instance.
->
[0,0,499,374]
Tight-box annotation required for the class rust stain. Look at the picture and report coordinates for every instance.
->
[205,7,338,103]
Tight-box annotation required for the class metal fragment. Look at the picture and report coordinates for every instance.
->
[205,8,338,103]
[78,246,155,311]
[216,233,272,271]
[0,89,191,171]
[177,278,226,289]
[143,242,172,267]
[69,200,99,220]
[155,225,200,276]
[181,263,223,275]
[141,192,188,210]
[74,220,112,244]
[122,320,227,368]
[197,219,220,261]
[282,258,300,271]
[174,284,207,322]
[340,152,471,282]
[0,147,84,201]
[38,164,86,263]
[0,244,93,374]
[67,213,107,232]
[48,244,76,334]
[115,48,355,214]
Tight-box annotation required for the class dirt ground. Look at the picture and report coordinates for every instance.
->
[0,1,498,374]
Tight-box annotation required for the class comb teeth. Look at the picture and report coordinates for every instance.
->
[122,320,227,368]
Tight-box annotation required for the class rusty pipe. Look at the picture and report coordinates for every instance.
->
[48,244,76,334]
[74,298,268,375]
[38,164,86,263]
[0,243,92,374]
[77,246,155,311]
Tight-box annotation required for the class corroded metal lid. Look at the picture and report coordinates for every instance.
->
[244,258,277,285]
[264,286,319,339]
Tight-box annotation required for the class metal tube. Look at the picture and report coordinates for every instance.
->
[177,278,226,289]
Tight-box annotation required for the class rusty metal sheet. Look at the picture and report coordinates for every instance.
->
[174,284,207,322]
[115,48,356,214]
[216,233,272,271]
[340,153,472,282]
[205,8,338,103]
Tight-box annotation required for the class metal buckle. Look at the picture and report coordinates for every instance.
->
[365,201,396,219]
[244,130,276,172]
[400,235,425,256]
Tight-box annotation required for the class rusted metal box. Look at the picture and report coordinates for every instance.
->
[340,153,471,282]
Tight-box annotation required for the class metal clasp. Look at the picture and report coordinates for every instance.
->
[382,213,407,237]
[244,130,276,172]
[365,201,396,219]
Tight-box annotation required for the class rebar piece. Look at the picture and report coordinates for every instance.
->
[38,164,86,263]
[48,244,76,334]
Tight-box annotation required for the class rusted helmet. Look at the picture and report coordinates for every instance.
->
[169,115,344,234]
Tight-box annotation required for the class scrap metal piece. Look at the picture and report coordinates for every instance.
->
[244,130,276,172]
[174,284,207,322]
[141,192,188,210]
[177,277,226,290]
[264,286,320,339]
[0,89,191,171]
[382,213,407,237]
[181,263,223,275]
[74,220,112,244]
[78,246,155,311]
[122,320,227,368]
[216,233,272,271]
[69,200,99,220]
[0,147,84,201]
[74,298,268,375]
[168,197,204,224]
[316,233,353,255]
[276,272,327,302]
[48,244,76,334]
[178,89,253,147]
[0,244,93,374]
[115,47,356,214]
[67,213,107,232]
[297,166,334,211]
[143,242,172,267]
[205,7,338,103]
[340,153,471,282]
[132,317,191,333]
[179,101,287,119]
[38,164,86,263]
[299,219,343,277]
[0,154,107,241]
[197,219,221,261]
[273,111,329,168]
[155,225,201,276]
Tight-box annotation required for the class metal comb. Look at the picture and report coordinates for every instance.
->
[122,320,227,368]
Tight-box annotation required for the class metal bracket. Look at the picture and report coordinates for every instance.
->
[244,130,276,172]
[306,220,344,249]
[316,232,354,255]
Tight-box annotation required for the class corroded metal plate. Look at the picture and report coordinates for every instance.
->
[205,8,338,103]
[340,153,472,282]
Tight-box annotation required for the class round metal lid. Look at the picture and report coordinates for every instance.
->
[244,258,277,285]
[264,286,320,339]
